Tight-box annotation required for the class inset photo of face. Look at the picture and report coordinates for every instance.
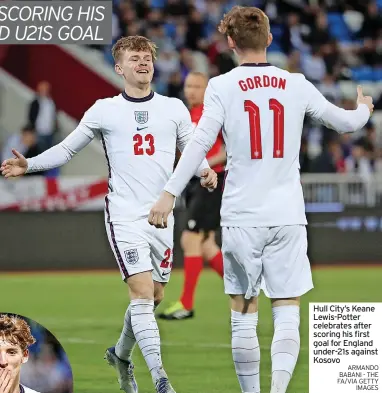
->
[0,313,73,393]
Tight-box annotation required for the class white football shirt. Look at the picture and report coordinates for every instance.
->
[26,91,209,222]
[164,63,370,227]
[82,92,210,222]
[21,384,40,393]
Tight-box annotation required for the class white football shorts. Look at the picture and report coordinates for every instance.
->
[222,225,313,299]
[105,215,174,283]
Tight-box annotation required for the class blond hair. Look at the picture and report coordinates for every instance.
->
[112,36,158,63]
[0,315,36,352]
[218,6,270,51]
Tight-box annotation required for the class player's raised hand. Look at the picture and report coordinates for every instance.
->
[0,149,28,179]
[357,85,374,114]
[200,168,218,190]
[148,191,175,229]
[0,369,13,393]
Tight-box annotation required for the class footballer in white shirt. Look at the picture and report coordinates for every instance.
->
[0,36,217,393]
[149,6,373,393]
[0,315,40,393]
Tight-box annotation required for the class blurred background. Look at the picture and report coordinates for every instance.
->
[0,0,382,265]
[0,1,382,392]
[4,313,73,393]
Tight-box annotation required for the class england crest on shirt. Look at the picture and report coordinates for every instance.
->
[134,111,148,124]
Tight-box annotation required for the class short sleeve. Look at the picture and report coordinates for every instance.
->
[203,80,225,125]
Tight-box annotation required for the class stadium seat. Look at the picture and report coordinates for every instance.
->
[361,82,380,99]
[351,67,375,82]
[267,52,288,69]
[269,24,283,52]
[343,10,364,33]
[327,13,352,42]
[150,0,165,8]
[164,22,176,39]
[374,68,382,81]
[338,81,356,99]
[268,42,282,53]
[338,81,382,99]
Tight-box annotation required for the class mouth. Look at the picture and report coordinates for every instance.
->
[136,70,149,74]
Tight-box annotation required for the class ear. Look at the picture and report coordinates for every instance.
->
[22,349,29,364]
[115,63,124,76]
[267,33,273,48]
[227,36,235,50]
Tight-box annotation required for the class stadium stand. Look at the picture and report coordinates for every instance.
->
[0,0,381,178]
[96,0,382,176]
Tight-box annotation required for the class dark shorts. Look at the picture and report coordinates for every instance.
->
[183,171,225,233]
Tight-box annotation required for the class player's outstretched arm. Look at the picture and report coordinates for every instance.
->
[1,101,102,179]
[148,116,221,229]
[307,82,373,133]
[1,149,28,178]
[148,82,224,229]
[1,126,93,178]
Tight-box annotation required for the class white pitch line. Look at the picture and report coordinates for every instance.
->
[61,338,97,344]
[60,338,308,351]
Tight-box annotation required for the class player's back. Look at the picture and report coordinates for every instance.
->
[213,64,309,227]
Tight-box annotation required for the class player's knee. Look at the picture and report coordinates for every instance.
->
[154,293,164,307]
[202,231,221,261]
[154,282,165,306]
[127,271,155,300]
[201,231,213,246]
[230,295,258,314]
[271,297,300,308]
[201,231,216,250]
[181,230,202,254]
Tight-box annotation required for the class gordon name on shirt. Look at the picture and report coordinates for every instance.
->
[238,75,287,91]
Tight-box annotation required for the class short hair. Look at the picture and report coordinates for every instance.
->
[22,124,35,133]
[112,36,158,63]
[218,6,270,51]
[0,315,36,352]
[186,71,208,83]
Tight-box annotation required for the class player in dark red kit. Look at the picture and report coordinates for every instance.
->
[159,72,226,320]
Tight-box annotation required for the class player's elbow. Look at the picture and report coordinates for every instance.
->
[61,142,76,161]
[337,120,364,134]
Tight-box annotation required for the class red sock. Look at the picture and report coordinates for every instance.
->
[208,251,224,277]
[180,256,204,310]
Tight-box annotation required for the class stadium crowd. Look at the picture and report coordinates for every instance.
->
[2,0,382,177]
[103,0,382,175]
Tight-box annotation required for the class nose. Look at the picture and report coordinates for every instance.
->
[0,352,8,367]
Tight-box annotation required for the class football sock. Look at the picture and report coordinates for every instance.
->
[130,299,167,383]
[231,310,260,393]
[115,304,136,361]
[208,251,224,277]
[270,305,300,393]
[180,256,204,310]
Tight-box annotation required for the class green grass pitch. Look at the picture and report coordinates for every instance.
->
[1,267,381,393]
